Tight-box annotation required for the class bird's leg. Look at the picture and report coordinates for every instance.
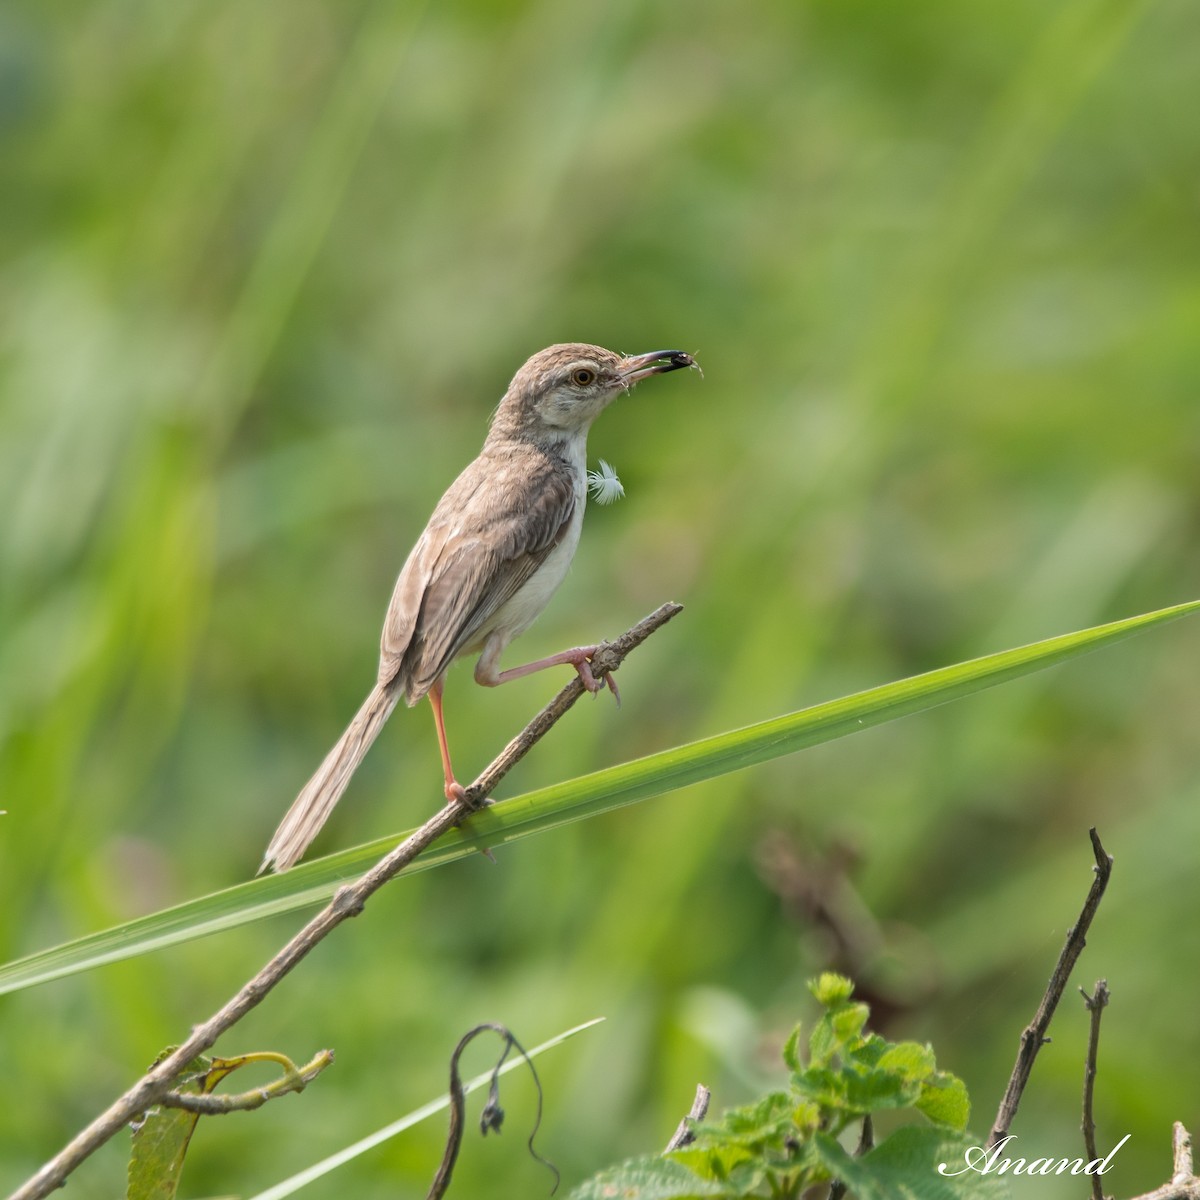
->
[427,679,467,801]
[474,637,620,704]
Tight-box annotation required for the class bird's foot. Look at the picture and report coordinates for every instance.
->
[573,650,620,707]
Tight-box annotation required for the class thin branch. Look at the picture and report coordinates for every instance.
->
[988,827,1113,1148]
[1124,1124,1200,1200]
[9,602,683,1200]
[1080,980,1110,1200]
[1175,1124,1196,1186]
[664,1085,711,1152]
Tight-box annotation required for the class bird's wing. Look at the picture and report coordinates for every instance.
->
[380,454,576,698]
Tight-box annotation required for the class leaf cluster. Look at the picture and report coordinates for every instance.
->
[570,974,1001,1200]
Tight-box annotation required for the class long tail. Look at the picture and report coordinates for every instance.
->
[260,682,401,873]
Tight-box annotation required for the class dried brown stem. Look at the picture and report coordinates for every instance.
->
[1124,1124,1200,1200]
[664,1084,712,1152]
[9,602,683,1200]
[988,827,1113,1148]
[1080,980,1110,1200]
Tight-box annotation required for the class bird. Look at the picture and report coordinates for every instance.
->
[260,342,698,872]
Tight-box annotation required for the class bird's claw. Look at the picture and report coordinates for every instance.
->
[576,655,620,707]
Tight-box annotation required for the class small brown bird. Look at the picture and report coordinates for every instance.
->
[261,342,697,871]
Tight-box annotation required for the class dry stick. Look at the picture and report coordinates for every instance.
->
[664,1085,711,1152]
[1080,979,1110,1200]
[1174,1125,1196,1187]
[10,602,684,1200]
[1123,1124,1200,1200]
[988,827,1113,1148]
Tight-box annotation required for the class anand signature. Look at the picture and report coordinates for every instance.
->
[939,1133,1130,1178]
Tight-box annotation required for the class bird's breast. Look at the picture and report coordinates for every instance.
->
[481,440,588,644]
[488,490,584,642]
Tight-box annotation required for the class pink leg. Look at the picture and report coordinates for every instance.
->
[475,641,620,704]
[427,679,467,801]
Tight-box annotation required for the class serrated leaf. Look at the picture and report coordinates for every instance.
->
[807,1001,868,1068]
[791,1066,846,1109]
[917,1072,972,1131]
[829,1001,870,1045]
[850,1033,889,1067]
[876,1041,937,1084]
[567,1154,734,1199]
[781,1022,803,1072]
[810,1126,1008,1199]
[792,1100,820,1134]
[841,1066,921,1114]
[807,1016,838,1069]
[670,1142,754,1182]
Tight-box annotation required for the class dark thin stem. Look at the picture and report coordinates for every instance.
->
[988,827,1113,1148]
[1123,1124,1200,1200]
[1080,980,1109,1200]
[426,1024,556,1200]
[9,603,683,1200]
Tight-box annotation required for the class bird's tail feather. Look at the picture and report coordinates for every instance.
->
[261,682,400,873]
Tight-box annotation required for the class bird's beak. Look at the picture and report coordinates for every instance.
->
[618,349,700,386]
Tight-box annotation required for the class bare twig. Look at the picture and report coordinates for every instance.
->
[426,1024,556,1200]
[1124,1124,1200,1200]
[1080,980,1110,1200]
[10,603,683,1200]
[988,827,1113,1148]
[1175,1124,1196,1186]
[664,1084,711,1152]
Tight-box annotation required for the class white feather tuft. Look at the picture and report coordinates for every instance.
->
[586,459,625,505]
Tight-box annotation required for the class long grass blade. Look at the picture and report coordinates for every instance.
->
[1,598,1195,996]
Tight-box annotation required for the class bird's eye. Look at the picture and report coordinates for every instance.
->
[570,367,596,387]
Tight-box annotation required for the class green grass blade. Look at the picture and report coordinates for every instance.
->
[243,1017,603,1200]
[2,598,1196,996]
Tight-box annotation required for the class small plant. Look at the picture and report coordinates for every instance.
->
[570,973,1000,1199]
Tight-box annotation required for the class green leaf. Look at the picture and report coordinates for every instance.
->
[127,1053,235,1200]
[568,1154,734,1199]
[3,599,1196,994]
[807,1001,868,1068]
[876,1041,937,1084]
[830,1001,870,1045]
[810,1126,1009,1200]
[781,1021,804,1072]
[917,1072,972,1131]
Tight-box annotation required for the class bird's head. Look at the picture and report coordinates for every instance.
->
[493,343,698,439]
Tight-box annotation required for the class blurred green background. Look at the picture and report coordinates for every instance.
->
[3,0,1200,1195]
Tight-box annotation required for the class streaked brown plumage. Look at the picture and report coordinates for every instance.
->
[261,342,697,872]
